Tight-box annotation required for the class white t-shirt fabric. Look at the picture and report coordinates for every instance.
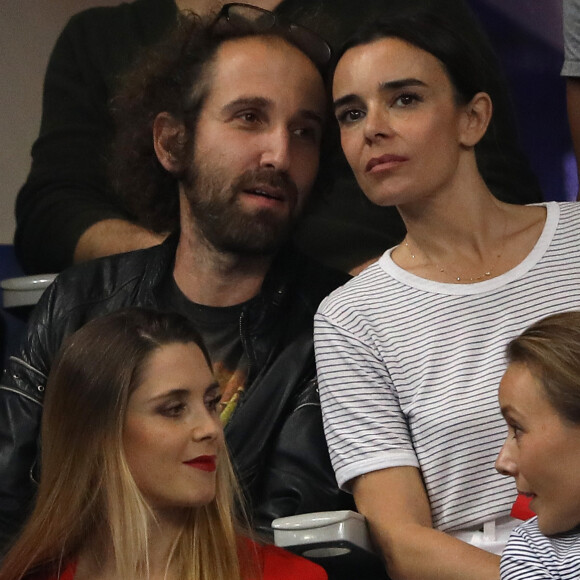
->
[315,202,580,533]
[501,518,580,579]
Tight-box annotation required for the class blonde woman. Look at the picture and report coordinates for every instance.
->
[496,311,580,579]
[0,308,326,580]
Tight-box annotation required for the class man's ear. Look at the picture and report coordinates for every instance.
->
[459,91,493,148]
[153,112,187,173]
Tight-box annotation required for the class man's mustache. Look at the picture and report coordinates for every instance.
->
[234,168,299,200]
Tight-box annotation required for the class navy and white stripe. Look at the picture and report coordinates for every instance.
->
[501,518,580,579]
[315,202,580,532]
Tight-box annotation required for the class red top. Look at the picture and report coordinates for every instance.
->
[30,541,327,580]
[510,493,536,521]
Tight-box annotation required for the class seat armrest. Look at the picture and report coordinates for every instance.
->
[272,510,389,579]
[272,510,374,556]
[1,275,57,308]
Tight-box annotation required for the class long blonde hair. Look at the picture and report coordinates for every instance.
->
[0,308,256,580]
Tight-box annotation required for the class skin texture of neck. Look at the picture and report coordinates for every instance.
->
[400,166,504,258]
[391,155,546,282]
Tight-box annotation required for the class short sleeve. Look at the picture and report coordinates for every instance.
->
[314,305,419,490]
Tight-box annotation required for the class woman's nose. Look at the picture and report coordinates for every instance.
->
[363,107,392,142]
[192,410,221,443]
[495,440,518,477]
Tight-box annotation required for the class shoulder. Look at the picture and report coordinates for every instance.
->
[53,244,164,298]
[552,200,580,222]
[316,259,392,319]
[56,0,175,73]
[257,543,328,580]
[544,201,580,249]
[502,519,580,577]
[25,560,76,580]
[34,242,171,330]
[64,0,168,32]
[504,518,547,552]
[61,1,141,42]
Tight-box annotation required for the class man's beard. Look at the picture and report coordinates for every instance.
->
[183,163,302,256]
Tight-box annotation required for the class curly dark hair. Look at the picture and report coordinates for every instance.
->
[109,11,333,234]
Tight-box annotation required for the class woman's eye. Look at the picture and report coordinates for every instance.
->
[206,394,222,413]
[336,109,365,125]
[394,93,421,107]
[159,402,186,418]
[510,424,522,440]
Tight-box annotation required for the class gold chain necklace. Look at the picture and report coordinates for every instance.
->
[403,222,507,283]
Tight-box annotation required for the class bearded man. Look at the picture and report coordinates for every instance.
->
[0,7,351,552]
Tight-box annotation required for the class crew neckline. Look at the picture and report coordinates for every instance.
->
[378,202,559,296]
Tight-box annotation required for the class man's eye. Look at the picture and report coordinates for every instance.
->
[237,111,260,123]
[292,126,320,141]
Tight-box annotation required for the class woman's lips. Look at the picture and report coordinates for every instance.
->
[366,154,408,173]
[184,455,217,472]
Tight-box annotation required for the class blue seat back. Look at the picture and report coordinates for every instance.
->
[0,245,26,368]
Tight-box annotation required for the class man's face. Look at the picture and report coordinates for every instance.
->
[181,35,326,256]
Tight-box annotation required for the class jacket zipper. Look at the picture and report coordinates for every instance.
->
[239,309,253,390]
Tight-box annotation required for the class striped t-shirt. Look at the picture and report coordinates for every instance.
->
[315,202,580,532]
[501,518,580,579]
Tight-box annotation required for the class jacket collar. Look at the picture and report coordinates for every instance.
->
[138,233,303,323]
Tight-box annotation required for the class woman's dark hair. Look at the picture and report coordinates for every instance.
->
[329,3,541,204]
[109,10,332,234]
[336,11,496,106]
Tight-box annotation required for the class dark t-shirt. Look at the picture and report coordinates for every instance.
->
[158,272,252,423]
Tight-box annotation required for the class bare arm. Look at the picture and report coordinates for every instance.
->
[353,466,500,580]
[73,219,167,263]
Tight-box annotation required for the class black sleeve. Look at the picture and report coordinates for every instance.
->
[14,11,133,274]
[0,281,61,554]
[251,377,355,538]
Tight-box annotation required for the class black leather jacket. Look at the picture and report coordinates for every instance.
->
[0,237,351,551]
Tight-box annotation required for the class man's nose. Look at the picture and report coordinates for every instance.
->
[259,128,291,171]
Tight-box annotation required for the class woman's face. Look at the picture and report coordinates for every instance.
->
[332,37,471,207]
[495,362,580,535]
[124,342,223,512]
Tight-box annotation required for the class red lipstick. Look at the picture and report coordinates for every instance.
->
[184,455,217,472]
[366,154,408,173]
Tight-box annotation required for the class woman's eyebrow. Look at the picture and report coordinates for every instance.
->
[333,78,427,111]
[379,78,427,91]
[333,93,362,111]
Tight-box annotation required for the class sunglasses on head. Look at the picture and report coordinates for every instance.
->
[214,3,332,71]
